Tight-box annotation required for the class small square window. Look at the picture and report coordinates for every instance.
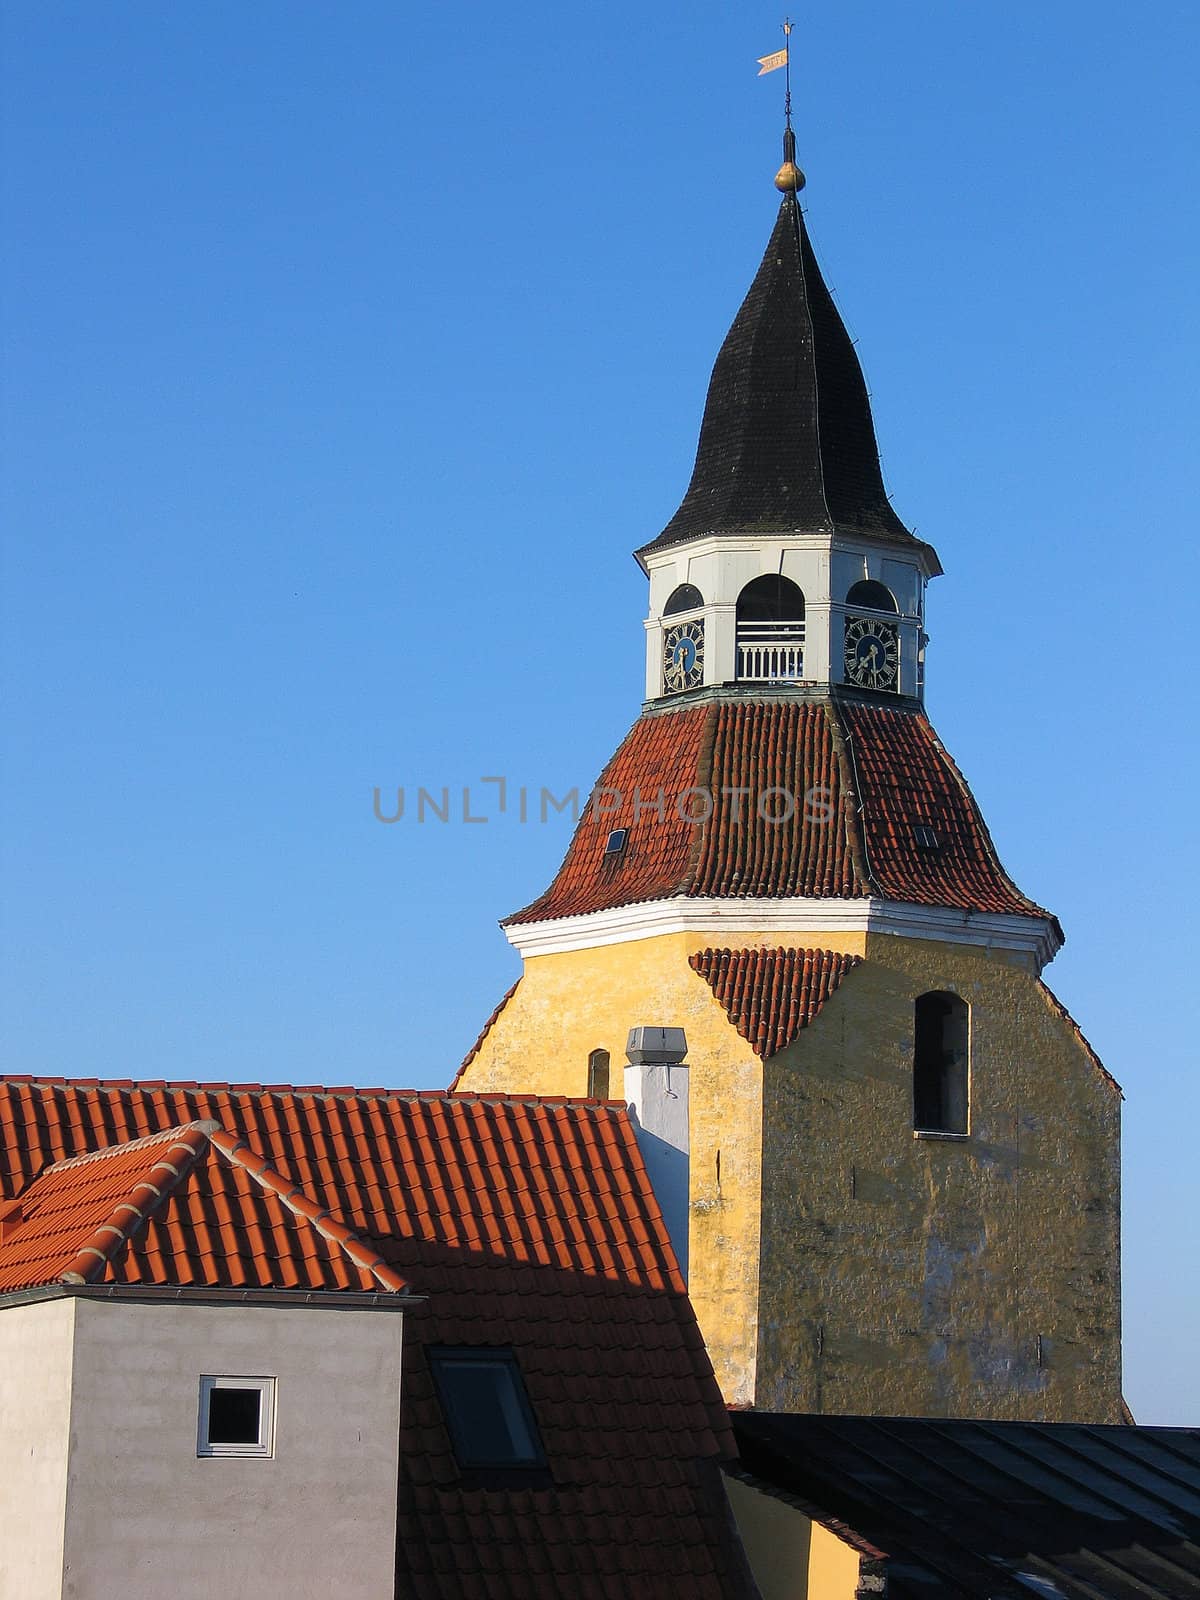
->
[198,1376,275,1458]
[428,1348,545,1470]
[603,828,628,858]
[913,823,940,851]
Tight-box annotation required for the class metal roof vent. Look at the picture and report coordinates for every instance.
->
[626,1026,688,1065]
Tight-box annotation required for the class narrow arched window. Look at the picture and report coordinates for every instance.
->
[664,583,704,616]
[913,992,969,1134]
[846,579,897,613]
[736,576,806,682]
[587,1048,611,1100]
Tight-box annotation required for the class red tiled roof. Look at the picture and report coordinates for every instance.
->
[838,702,1048,918]
[0,1076,753,1599]
[690,947,862,1059]
[508,704,712,922]
[508,696,1050,930]
[448,978,521,1092]
[0,1120,404,1294]
[690,702,858,900]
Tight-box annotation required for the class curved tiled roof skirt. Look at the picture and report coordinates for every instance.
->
[508,697,1049,927]
[641,195,917,557]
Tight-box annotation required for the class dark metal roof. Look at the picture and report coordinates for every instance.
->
[733,1412,1200,1600]
[640,194,927,562]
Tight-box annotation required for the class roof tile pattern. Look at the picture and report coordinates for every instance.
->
[509,705,710,923]
[642,195,917,556]
[510,697,1044,929]
[690,947,862,1059]
[0,1076,752,1600]
[691,701,857,899]
[0,1120,402,1294]
[839,702,1048,917]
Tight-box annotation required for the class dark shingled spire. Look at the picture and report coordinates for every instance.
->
[638,193,919,560]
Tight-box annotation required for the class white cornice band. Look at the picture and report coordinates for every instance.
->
[504,896,1061,969]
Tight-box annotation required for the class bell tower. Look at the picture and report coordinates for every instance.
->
[644,131,939,706]
[452,128,1122,1425]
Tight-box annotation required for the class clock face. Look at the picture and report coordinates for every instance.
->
[844,616,899,691]
[663,619,704,694]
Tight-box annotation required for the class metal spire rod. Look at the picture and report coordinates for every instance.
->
[783,18,793,130]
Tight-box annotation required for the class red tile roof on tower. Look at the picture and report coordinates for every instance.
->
[0,1120,403,1294]
[0,1075,756,1600]
[837,702,1042,916]
[690,947,862,1059]
[507,696,1053,931]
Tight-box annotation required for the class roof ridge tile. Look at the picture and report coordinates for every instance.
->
[208,1128,407,1293]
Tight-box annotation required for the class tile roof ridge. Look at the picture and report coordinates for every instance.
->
[206,1128,408,1293]
[1036,979,1123,1098]
[825,699,878,895]
[2,1076,636,1111]
[56,1122,216,1286]
[676,701,719,896]
[0,1074,406,1098]
[447,978,521,1092]
[445,1090,631,1109]
[43,1120,220,1173]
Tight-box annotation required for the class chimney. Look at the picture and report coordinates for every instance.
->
[624,1027,690,1281]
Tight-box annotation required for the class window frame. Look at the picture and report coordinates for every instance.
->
[197,1374,277,1459]
[735,573,806,623]
[663,582,705,617]
[845,578,898,614]
[912,990,971,1139]
[427,1346,546,1472]
[587,1047,611,1099]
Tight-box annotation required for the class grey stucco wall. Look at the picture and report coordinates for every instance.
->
[60,1297,405,1600]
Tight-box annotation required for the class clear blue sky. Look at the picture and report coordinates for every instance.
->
[2,2,1196,1422]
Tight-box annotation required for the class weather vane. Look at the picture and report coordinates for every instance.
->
[756,18,794,130]
[757,20,804,193]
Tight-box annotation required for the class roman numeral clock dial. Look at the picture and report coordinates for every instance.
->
[663,620,704,693]
[844,616,899,691]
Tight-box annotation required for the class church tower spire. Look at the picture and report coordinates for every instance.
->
[640,149,940,702]
[641,153,919,556]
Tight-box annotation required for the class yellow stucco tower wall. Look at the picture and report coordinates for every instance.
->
[455,928,1122,1422]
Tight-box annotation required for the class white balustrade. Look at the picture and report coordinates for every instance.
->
[736,622,806,682]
